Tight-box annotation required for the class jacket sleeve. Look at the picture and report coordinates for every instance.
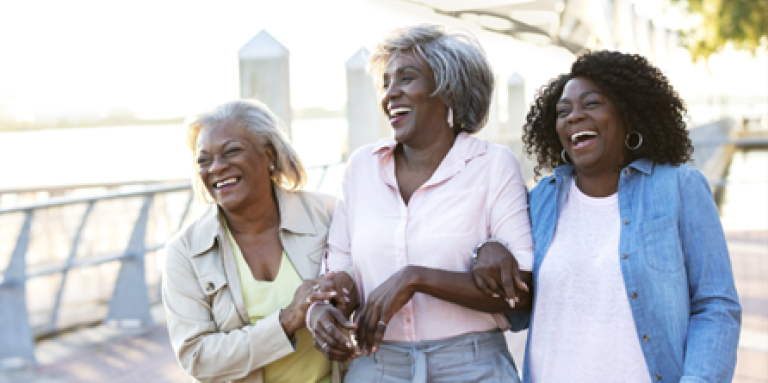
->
[679,168,741,382]
[162,240,296,383]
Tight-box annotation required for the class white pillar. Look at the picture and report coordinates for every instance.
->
[345,48,388,157]
[238,30,292,134]
[507,73,526,142]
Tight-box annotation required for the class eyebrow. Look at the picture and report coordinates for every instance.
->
[557,90,602,104]
[384,65,423,77]
[197,139,239,154]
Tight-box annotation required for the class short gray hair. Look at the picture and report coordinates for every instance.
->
[187,99,306,203]
[368,24,495,134]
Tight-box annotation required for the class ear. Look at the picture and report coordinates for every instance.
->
[264,144,277,166]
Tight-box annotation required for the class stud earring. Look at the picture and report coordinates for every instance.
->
[269,164,275,171]
[447,107,454,128]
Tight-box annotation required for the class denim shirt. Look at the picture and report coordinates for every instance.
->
[509,159,741,383]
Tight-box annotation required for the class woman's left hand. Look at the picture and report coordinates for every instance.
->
[355,266,417,356]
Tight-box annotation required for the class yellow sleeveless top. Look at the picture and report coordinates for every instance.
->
[226,227,331,383]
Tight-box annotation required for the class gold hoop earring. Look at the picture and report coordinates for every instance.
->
[625,132,643,150]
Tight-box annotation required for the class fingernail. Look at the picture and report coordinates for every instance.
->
[329,291,337,296]
[492,293,500,298]
[515,297,520,302]
[343,288,349,294]
[507,298,515,308]
[521,282,529,292]
[345,296,351,302]
[373,346,378,353]
[346,342,352,348]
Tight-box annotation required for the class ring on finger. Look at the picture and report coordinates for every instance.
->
[306,295,312,303]
[321,342,328,350]
[312,284,321,292]
[378,320,387,327]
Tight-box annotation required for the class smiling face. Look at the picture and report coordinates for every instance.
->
[556,76,628,176]
[195,120,274,213]
[379,52,450,147]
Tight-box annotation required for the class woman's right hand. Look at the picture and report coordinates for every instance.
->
[471,241,531,308]
[279,279,339,338]
[310,303,360,361]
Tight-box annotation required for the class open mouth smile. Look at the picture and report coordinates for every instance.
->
[214,177,240,190]
[570,130,598,150]
[388,106,412,124]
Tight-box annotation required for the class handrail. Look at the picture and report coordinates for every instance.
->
[0,161,345,368]
[0,182,192,214]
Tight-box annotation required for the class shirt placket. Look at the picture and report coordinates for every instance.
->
[397,191,417,341]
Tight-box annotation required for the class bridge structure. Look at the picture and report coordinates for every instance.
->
[1,0,766,381]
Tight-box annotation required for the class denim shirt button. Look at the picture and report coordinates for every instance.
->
[631,292,638,299]
[623,168,630,176]
[655,374,662,381]
[643,335,650,341]
[623,219,630,225]
[621,253,628,259]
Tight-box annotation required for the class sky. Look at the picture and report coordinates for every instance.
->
[0,0,765,122]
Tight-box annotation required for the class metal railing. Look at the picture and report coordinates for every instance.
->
[0,162,345,368]
[0,183,194,367]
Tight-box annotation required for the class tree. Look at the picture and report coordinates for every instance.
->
[671,0,768,60]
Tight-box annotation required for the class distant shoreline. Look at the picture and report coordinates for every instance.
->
[0,117,187,132]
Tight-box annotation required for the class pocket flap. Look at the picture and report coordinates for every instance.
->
[197,272,228,296]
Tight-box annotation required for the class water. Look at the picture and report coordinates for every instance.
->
[0,119,349,198]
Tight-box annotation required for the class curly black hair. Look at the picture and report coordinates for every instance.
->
[522,50,693,178]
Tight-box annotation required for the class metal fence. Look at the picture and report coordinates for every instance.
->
[0,161,345,368]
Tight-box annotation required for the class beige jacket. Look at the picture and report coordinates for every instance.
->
[162,188,341,383]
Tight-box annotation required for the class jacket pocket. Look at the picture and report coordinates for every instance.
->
[197,272,232,327]
[641,215,684,272]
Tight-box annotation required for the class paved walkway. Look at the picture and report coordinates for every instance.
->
[2,232,766,383]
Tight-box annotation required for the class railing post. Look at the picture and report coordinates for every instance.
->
[0,210,36,367]
[104,195,154,327]
[345,47,389,157]
[239,30,292,136]
[48,201,95,333]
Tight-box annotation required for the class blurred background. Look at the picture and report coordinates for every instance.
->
[0,0,766,381]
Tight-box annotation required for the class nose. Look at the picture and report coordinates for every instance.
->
[566,106,585,124]
[207,154,229,174]
[381,82,402,109]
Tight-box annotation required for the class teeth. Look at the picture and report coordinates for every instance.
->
[389,107,412,117]
[571,131,597,143]
[215,178,237,188]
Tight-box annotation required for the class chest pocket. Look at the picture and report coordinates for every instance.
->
[197,272,236,329]
[641,215,684,272]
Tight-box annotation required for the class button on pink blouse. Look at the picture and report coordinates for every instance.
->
[327,132,534,342]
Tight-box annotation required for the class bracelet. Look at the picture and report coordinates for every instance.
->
[471,237,509,265]
[305,300,329,336]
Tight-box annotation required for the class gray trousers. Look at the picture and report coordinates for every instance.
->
[344,330,520,383]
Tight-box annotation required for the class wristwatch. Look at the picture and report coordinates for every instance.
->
[471,238,508,265]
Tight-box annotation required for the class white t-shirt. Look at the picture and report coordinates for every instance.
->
[529,179,651,383]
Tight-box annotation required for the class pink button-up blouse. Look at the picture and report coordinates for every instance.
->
[327,132,534,342]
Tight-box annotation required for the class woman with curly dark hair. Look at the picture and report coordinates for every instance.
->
[473,50,741,382]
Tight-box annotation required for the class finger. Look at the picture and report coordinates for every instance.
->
[474,271,500,298]
[330,306,358,330]
[482,269,506,299]
[371,318,388,354]
[364,306,382,356]
[514,274,529,293]
[314,335,351,361]
[310,291,338,303]
[501,270,518,307]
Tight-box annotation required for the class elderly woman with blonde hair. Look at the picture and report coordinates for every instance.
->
[308,24,534,382]
[162,99,350,383]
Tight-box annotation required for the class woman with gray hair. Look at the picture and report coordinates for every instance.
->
[308,25,534,382]
[162,99,350,382]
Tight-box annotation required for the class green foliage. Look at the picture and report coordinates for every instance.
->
[671,0,768,60]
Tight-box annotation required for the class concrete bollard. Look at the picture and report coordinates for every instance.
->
[239,30,292,136]
[345,48,389,157]
[507,73,526,142]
